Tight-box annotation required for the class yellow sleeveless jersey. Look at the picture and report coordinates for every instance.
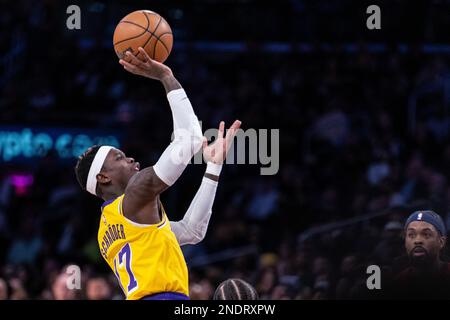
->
[97,194,189,300]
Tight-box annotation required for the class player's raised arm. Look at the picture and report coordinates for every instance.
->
[171,120,241,245]
[120,48,203,224]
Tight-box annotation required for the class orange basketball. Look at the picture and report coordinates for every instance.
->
[113,10,173,63]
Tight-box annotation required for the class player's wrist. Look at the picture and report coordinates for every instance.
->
[160,72,182,93]
[159,70,174,82]
[206,162,222,176]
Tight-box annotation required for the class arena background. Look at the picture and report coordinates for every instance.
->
[0,0,450,300]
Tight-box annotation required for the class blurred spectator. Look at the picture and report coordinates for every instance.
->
[86,277,112,300]
[0,278,8,300]
[386,211,450,299]
[189,279,214,300]
[50,270,81,300]
[255,267,278,299]
[372,221,404,265]
[6,216,43,266]
[8,278,28,300]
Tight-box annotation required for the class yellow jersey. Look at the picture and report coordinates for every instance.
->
[97,194,189,300]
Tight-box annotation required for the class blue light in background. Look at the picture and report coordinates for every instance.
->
[0,126,121,163]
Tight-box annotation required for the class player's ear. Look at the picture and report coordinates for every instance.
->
[439,236,446,249]
[96,173,111,184]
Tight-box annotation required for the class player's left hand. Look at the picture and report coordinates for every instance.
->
[202,120,241,164]
[119,47,172,81]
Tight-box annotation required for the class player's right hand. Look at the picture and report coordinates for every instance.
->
[119,47,173,81]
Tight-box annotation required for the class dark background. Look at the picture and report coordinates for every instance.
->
[0,0,449,299]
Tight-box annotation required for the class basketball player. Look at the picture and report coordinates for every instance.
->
[213,279,259,300]
[75,47,241,300]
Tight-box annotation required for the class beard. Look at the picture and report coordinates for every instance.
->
[408,246,433,269]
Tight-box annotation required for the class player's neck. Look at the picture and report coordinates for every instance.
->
[101,187,124,201]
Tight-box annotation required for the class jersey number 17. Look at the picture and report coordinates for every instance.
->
[114,243,138,295]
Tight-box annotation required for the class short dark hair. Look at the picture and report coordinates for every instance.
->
[213,279,258,300]
[74,145,102,191]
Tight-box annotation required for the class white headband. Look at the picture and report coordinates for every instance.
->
[86,146,114,195]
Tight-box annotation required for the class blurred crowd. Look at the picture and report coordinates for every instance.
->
[1,0,450,299]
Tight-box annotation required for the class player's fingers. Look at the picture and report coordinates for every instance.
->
[120,59,137,71]
[202,137,208,150]
[230,120,242,131]
[135,47,148,62]
[121,62,140,75]
[224,120,241,152]
[121,51,133,63]
[126,51,145,67]
[119,59,133,68]
[138,47,152,64]
[218,121,225,139]
[225,120,241,141]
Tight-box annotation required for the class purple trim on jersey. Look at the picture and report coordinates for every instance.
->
[101,197,118,209]
[140,292,190,300]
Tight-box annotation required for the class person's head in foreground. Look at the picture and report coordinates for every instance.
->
[75,145,139,200]
[86,276,112,300]
[51,271,78,300]
[404,210,447,270]
[213,279,258,300]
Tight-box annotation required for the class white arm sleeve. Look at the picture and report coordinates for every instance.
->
[171,172,219,246]
[153,89,203,186]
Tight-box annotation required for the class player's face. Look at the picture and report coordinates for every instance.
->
[102,148,140,190]
[405,221,445,265]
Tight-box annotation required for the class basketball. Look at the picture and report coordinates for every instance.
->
[113,10,173,63]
